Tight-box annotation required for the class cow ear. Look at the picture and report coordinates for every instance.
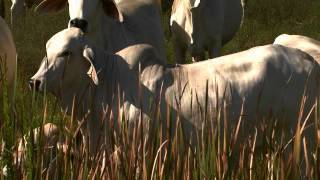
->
[83,46,99,85]
[35,0,67,14]
[101,0,123,22]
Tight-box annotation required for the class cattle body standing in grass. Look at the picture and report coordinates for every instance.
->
[14,123,60,173]
[30,28,319,156]
[35,0,167,63]
[11,0,25,23]
[274,34,320,63]
[170,0,243,63]
[10,0,40,25]
[0,17,17,114]
[13,123,72,178]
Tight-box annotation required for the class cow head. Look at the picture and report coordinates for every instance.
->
[35,0,123,32]
[29,28,99,103]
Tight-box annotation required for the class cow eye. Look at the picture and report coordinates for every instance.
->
[59,51,72,57]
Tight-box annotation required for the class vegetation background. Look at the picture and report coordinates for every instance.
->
[0,0,320,178]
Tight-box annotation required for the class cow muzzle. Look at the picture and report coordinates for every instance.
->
[29,79,41,91]
[69,18,88,32]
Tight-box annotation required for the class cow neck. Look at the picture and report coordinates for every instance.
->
[89,52,125,122]
[85,8,105,49]
[59,76,93,120]
[91,48,169,123]
[98,52,120,92]
[101,14,130,53]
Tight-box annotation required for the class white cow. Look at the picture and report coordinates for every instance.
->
[10,0,40,25]
[14,123,60,166]
[274,34,320,63]
[30,28,319,156]
[11,0,25,23]
[14,123,66,177]
[35,0,167,63]
[0,17,17,112]
[170,0,244,63]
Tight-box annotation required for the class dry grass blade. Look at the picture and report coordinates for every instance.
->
[292,120,303,178]
[300,104,316,136]
[151,140,168,179]
[249,128,257,180]
[230,98,245,154]
[303,137,310,177]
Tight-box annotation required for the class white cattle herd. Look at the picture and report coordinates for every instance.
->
[35,0,167,62]
[10,0,40,24]
[170,0,243,62]
[0,16,16,106]
[0,0,319,168]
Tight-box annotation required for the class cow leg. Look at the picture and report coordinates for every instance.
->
[173,41,187,64]
[192,53,205,62]
[209,39,222,58]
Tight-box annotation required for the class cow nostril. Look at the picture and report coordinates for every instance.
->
[69,18,88,32]
[29,80,41,91]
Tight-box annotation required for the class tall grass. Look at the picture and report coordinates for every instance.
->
[1,75,320,179]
